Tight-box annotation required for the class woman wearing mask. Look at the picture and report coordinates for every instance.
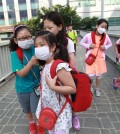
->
[80,19,112,97]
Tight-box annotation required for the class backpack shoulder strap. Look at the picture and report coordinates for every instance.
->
[50,59,64,78]
[16,47,23,62]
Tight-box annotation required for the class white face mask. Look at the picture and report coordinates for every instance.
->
[18,39,34,49]
[97,27,106,34]
[35,46,52,61]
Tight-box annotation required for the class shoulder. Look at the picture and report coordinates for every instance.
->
[56,62,71,73]
[67,37,74,44]
[10,51,17,57]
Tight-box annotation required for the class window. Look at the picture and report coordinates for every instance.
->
[105,0,120,5]
[6,0,14,4]
[8,12,15,18]
[31,3,39,9]
[0,12,4,19]
[18,0,26,4]
[30,0,38,3]
[0,0,2,6]
[108,17,120,26]
[71,0,96,7]
[31,9,38,17]
[19,10,28,21]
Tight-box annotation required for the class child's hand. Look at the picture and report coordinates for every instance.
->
[29,56,39,66]
[90,44,95,49]
[116,53,120,59]
[100,45,105,50]
[46,75,57,90]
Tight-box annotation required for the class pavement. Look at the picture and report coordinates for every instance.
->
[0,45,120,134]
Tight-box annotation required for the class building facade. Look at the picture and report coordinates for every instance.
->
[69,0,120,27]
[0,0,49,40]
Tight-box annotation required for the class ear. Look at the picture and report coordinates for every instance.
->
[50,43,56,52]
[58,24,63,31]
[14,38,18,44]
[96,25,98,29]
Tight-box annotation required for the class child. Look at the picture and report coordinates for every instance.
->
[113,38,120,90]
[10,25,40,134]
[80,19,112,97]
[43,11,80,130]
[67,24,78,52]
[35,31,76,134]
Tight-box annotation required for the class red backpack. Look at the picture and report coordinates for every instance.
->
[50,59,92,112]
[16,47,23,62]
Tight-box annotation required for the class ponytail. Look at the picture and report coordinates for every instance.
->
[9,35,18,51]
[54,43,70,63]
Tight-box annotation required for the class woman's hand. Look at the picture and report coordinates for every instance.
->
[46,75,57,90]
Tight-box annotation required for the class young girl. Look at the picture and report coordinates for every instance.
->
[35,31,76,134]
[80,19,112,97]
[43,11,80,131]
[113,38,120,90]
[10,25,40,134]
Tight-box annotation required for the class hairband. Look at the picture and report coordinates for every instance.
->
[14,25,27,33]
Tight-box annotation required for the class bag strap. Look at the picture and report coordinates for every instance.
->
[24,52,38,80]
[16,47,23,62]
[91,31,106,57]
[50,60,73,112]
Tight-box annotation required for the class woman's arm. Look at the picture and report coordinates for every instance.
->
[46,68,76,95]
[69,52,76,68]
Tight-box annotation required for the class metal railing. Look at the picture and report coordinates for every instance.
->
[0,31,119,82]
[0,41,12,82]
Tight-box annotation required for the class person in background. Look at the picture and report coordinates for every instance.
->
[113,38,120,90]
[67,24,78,52]
[9,25,40,134]
[43,11,80,130]
[80,19,112,97]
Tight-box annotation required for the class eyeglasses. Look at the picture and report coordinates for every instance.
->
[17,35,32,41]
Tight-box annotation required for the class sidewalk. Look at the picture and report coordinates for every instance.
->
[0,45,120,134]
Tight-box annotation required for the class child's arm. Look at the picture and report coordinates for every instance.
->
[80,33,95,49]
[114,43,120,58]
[16,56,38,77]
[46,68,76,94]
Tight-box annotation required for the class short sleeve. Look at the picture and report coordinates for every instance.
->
[56,63,72,73]
[10,51,23,73]
[116,38,120,45]
[67,38,75,53]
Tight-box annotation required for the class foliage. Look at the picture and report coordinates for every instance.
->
[79,16,98,30]
[14,5,98,34]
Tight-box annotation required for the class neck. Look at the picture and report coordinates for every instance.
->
[46,56,54,64]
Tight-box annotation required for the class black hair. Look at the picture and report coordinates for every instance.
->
[35,31,70,66]
[43,11,68,47]
[97,19,109,30]
[9,25,30,51]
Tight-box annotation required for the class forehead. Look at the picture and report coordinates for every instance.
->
[35,36,46,43]
[98,22,107,27]
[16,29,31,37]
[44,19,56,26]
